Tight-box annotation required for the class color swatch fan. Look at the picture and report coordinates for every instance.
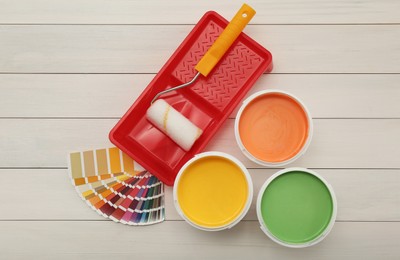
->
[68,147,165,225]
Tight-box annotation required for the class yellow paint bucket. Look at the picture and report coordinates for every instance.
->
[173,152,253,231]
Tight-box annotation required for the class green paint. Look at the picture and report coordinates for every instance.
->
[260,171,333,244]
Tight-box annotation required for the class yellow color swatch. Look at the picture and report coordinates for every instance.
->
[109,147,121,173]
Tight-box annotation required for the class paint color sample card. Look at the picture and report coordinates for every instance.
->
[68,147,165,225]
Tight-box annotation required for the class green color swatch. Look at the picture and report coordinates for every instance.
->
[260,171,333,244]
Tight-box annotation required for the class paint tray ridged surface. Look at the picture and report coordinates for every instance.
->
[68,147,165,225]
[110,11,273,185]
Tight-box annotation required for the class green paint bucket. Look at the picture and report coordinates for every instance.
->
[257,168,337,248]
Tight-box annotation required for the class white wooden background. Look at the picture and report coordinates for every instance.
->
[1,0,400,259]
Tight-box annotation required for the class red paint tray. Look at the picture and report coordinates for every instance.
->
[110,11,273,185]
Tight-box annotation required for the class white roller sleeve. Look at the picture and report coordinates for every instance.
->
[146,99,203,151]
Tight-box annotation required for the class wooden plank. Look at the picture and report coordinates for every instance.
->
[0,221,399,259]
[0,169,102,220]
[1,0,399,24]
[1,25,400,73]
[1,169,398,221]
[1,74,399,118]
[0,119,398,168]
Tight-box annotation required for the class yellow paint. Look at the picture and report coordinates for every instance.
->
[176,155,249,228]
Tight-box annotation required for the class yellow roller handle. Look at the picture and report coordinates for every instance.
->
[195,4,256,77]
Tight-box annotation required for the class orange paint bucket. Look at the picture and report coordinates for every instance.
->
[235,90,313,166]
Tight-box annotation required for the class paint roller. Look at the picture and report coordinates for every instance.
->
[147,4,256,151]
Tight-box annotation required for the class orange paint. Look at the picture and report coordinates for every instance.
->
[238,92,309,163]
